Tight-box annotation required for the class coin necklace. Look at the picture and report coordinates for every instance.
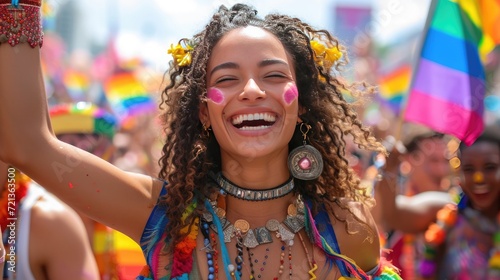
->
[202,195,306,248]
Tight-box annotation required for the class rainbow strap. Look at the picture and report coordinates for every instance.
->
[305,201,402,280]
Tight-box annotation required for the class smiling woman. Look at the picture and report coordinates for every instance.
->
[418,125,500,279]
[0,2,401,280]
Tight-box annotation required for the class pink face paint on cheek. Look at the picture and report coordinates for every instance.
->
[283,85,299,105]
[207,88,225,104]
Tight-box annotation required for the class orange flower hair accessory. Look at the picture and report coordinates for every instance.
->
[168,39,195,67]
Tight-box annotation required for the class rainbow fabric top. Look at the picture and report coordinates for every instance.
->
[49,102,118,139]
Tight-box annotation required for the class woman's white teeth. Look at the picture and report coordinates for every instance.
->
[231,113,276,125]
[472,184,489,194]
[239,125,272,131]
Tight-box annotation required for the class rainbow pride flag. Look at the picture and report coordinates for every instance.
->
[63,70,91,102]
[378,64,412,114]
[104,72,156,128]
[478,0,500,59]
[404,0,500,145]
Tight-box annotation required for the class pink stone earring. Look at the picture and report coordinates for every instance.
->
[288,123,323,180]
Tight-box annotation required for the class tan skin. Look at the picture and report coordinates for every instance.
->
[0,25,379,279]
[0,162,4,274]
[54,134,116,246]
[373,138,452,233]
[0,161,99,279]
[199,26,379,278]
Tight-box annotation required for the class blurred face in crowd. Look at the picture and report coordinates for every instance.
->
[459,140,500,218]
[405,137,450,193]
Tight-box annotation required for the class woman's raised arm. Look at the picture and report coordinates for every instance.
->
[0,1,160,243]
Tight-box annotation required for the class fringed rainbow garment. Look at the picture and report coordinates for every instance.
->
[137,186,402,280]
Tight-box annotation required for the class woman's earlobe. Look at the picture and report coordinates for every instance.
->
[298,105,307,117]
[198,103,210,126]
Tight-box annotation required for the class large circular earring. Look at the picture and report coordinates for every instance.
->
[288,123,324,180]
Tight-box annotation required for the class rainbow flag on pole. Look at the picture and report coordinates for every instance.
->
[404,0,500,145]
[63,70,91,102]
[104,72,156,128]
[378,64,412,114]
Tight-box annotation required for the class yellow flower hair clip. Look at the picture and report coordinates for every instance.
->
[168,39,194,67]
[310,40,342,69]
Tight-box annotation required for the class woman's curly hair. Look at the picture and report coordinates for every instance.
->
[157,3,385,251]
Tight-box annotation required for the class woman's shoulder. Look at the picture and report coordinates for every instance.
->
[140,180,169,246]
[326,197,380,272]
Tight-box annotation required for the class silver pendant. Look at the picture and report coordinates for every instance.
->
[265,219,280,232]
[243,230,259,248]
[223,224,234,243]
[277,223,295,241]
[284,216,304,233]
[202,211,213,222]
[210,218,230,233]
[255,227,273,244]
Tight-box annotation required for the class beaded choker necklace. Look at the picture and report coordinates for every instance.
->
[211,172,294,201]
[202,195,305,247]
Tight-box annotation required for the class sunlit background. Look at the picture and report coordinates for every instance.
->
[46,0,431,68]
[32,1,500,278]
[40,0,500,139]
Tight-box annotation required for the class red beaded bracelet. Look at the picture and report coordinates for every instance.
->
[0,0,43,48]
[0,0,41,6]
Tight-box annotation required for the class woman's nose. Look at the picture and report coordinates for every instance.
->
[239,79,266,101]
[473,171,484,183]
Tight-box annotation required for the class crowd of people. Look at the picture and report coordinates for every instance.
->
[0,1,499,280]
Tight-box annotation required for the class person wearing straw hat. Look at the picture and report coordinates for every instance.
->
[49,101,147,279]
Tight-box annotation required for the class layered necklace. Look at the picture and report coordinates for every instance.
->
[201,173,317,280]
[202,191,306,247]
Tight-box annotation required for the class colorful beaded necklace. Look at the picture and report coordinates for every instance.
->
[203,196,317,280]
[162,198,403,280]
[202,195,305,247]
[419,198,500,278]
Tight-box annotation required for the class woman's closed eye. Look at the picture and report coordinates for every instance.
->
[484,163,499,173]
[264,71,290,80]
[462,166,475,174]
[214,76,238,85]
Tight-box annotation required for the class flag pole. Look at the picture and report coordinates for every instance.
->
[393,0,438,143]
